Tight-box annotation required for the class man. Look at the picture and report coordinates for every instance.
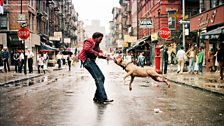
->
[27,49,34,73]
[163,47,169,74]
[13,50,20,73]
[1,47,10,72]
[197,47,204,74]
[186,45,195,74]
[137,52,145,67]
[18,50,24,73]
[78,32,113,104]
[176,46,186,73]
[217,43,224,80]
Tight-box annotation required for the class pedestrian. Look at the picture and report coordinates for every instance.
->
[194,50,199,74]
[27,49,34,73]
[208,48,215,72]
[67,54,72,71]
[56,52,62,69]
[176,46,186,73]
[125,52,132,63]
[171,51,176,65]
[78,32,113,104]
[37,54,45,74]
[1,47,10,72]
[214,49,219,72]
[18,50,25,73]
[163,47,168,74]
[13,50,20,73]
[43,52,49,68]
[137,52,145,67]
[217,43,224,80]
[197,47,204,74]
[186,45,195,74]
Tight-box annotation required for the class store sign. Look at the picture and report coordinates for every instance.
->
[139,19,153,28]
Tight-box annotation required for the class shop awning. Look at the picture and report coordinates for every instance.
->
[127,36,150,52]
[201,26,224,39]
[39,42,58,52]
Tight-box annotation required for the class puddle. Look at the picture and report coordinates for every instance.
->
[203,83,224,90]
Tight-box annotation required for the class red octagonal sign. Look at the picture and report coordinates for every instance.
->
[18,28,30,40]
[159,27,171,39]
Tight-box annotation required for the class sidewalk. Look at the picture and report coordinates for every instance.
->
[0,65,65,86]
[166,65,224,95]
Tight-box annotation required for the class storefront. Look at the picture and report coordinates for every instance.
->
[190,5,224,72]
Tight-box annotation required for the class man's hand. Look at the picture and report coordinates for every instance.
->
[98,53,104,57]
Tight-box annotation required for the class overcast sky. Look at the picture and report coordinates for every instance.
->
[72,0,120,33]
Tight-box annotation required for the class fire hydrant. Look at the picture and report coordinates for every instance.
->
[155,46,161,73]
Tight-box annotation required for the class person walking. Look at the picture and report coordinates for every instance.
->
[176,46,186,73]
[67,54,72,71]
[13,50,20,73]
[217,44,224,80]
[137,52,145,67]
[197,47,204,74]
[163,47,169,74]
[56,52,62,69]
[78,32,113,104]
[1,47,10,72]
[27,49,34,73]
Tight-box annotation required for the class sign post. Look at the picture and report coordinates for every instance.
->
[159,27,171,74]
[18,27,30,75]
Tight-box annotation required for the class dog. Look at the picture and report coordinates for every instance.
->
[114,55,170,91]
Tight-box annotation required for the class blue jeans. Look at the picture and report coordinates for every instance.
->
[199,63,203,73]
[189,57,194,72]
[83,58,108,101]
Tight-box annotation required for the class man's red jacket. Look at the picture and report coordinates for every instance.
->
[78,38,102,62]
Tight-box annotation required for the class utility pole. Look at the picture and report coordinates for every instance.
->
[182,0,185,50]
[21,0,27,75]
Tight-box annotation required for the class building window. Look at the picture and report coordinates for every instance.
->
[0,14,7,30]
[211,0,219,8]
[168,10,176,30]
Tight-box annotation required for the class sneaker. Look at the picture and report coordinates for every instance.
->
[93,97,99,102]
[104,99,114,103]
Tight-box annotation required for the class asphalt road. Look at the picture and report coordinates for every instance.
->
[0,59,224,126]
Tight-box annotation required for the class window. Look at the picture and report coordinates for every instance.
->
[168,10,176,30]
[0,14,7,30]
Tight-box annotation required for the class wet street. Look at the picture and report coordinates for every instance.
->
[1,59,224,126]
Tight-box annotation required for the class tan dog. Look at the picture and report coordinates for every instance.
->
[114,56,170,90]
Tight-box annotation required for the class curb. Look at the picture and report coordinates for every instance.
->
[167,78,224,96]
[0,74,43,87]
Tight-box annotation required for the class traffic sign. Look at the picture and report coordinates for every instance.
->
[18,28,30,40]
[159,27,171,39]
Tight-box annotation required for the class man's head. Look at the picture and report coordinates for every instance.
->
[3,47,7,51]
[92,32,103,43]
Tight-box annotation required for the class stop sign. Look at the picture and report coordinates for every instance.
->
[159,27,171,39]
[18,28,30,40]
